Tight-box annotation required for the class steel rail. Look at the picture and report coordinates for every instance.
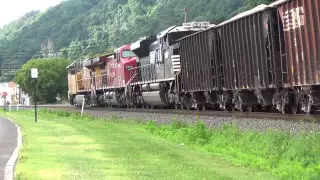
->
[5,104,319,123]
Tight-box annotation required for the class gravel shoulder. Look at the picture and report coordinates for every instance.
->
[83,109,320,133]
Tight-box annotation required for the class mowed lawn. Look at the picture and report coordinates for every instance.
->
[2,110,274,180]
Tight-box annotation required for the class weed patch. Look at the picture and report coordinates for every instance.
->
[145,119,320,180]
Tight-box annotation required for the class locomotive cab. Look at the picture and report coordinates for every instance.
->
[114,45,138,84]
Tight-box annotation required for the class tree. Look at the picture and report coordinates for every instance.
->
[15,58,71,103]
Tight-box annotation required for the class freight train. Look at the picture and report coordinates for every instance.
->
[67,0,320,114]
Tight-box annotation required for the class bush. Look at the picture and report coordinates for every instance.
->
[15,58,71,103]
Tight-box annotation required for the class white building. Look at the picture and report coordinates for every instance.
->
[0,82,30,105]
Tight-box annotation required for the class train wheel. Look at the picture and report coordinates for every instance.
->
[201,104,206,111]
[291,105,298,114]
[248,105,254,112]
[174,104,179,110]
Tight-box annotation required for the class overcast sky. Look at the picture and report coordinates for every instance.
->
[0,0,63,27]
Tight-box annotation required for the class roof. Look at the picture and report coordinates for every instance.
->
[157,22,216,38]
[217,4,270,27]
[157,25,178,38]
[269,0,291,7]
[66,61,77,69]
[176,26,215,42]
[131,36,157,51]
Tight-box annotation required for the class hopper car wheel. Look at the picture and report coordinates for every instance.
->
[231,106,236,112]
[248,105,254,112]
[291,105,298,114]
[224,105,234,112]
[174,104,179,110]
[201,104,206,111]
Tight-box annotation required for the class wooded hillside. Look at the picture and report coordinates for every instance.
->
[0,0,272,64]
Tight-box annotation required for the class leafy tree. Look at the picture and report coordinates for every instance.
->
[15,58,70,103]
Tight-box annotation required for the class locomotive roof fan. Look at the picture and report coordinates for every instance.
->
[182,21,211,29]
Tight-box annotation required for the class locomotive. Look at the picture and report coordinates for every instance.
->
[67,0,320,114]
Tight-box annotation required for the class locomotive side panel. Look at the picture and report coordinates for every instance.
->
[273,0,320,86]
[67,64,77,95]
[218,9,281,90]
[81,67,92,92]
[179,29,221,92]
[93,56,108,90]
[68,74,77,95]
[105,57,124,88]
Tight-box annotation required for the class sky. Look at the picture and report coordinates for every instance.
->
[0,0,63,27]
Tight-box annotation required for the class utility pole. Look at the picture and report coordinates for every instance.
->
[31,68,38,123]
[180,8,191,23]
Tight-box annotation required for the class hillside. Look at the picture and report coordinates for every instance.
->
[0,0,272,64]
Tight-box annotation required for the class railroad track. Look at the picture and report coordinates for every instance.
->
[6,104,320,123]
[3,104,320,133]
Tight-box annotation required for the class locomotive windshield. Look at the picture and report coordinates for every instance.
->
[122,50,136,58]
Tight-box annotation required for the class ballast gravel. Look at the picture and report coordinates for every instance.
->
[74,109,320,134]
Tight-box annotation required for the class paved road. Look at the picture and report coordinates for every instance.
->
[0,118,17,179]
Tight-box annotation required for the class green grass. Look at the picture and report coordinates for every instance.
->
[0,110,275,180]
[144,119,320,180]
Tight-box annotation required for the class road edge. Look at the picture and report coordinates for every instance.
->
[3,117,22,180]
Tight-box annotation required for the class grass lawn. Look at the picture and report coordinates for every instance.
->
[1,110,275,180]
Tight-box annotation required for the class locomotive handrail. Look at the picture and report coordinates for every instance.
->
[129,63,157,71]
[125,70,138,87]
